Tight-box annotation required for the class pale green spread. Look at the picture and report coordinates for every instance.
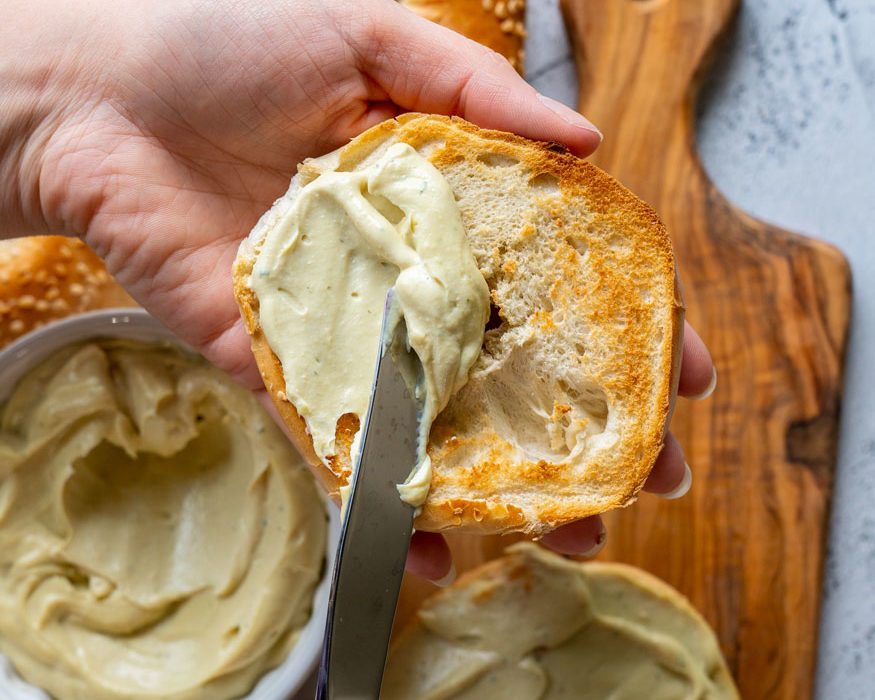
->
[0,340,326,700]
[383,544,739,700]
[251,143,489,506]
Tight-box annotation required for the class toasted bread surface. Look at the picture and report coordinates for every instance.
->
[233,113,683,535]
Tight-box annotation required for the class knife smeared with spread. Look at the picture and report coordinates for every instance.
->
[250,143,490,506]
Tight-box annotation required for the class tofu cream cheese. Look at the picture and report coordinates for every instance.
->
[382,543,739,699]
[0,340,326,700]
[250,143,490,506]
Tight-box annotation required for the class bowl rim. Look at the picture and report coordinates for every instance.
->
[0,308,336,700]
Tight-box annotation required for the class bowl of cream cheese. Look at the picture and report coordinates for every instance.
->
[0,309,338,700]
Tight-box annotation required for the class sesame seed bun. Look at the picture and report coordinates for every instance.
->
[0,237,137,349]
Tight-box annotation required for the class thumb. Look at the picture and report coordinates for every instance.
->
[345,1,602,158]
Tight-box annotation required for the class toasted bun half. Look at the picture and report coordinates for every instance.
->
[383,543,738,699]
[399,0,526,73]
[0,237,137,350]
[233,113,683,536]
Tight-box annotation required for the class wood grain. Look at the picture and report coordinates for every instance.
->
[562,1,851,697]
[396,2,851,698]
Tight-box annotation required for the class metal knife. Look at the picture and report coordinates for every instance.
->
[316,288,422,699]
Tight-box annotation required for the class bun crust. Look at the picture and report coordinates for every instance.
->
[0,237,137,349]
[384,543,738,699]
[399,0,526,73]
[234,114,684,535]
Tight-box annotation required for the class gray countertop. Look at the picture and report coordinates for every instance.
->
[526,0,875,697]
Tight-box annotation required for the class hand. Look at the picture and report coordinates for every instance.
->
[2,0,712,582]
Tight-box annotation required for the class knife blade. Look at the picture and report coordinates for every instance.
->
[316,288,422,699]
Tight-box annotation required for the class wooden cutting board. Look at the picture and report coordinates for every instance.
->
[396,2,852,698]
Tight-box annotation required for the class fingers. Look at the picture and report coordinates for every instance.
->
[406,531,454,584]
[346,1,601,158]
[678,321,716,398]
[644,322,712,496]
[643,431,691,498]
[539,515,606,557]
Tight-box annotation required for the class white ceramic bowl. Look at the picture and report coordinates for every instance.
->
[0,309,337,700]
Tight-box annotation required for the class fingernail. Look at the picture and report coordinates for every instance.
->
[432,562,457,588]
[581,526,607,557]
[537,94,603,141]
[691,368,717,401]
[662,462,693,500]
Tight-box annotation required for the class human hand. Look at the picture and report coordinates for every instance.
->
[2,0,712,582]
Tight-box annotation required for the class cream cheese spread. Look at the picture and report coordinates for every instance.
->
[382,543,739,700]
[251,143,490,506]
[0,340,326,700]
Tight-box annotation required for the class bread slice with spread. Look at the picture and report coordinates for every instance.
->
[233,113,683,536]
[383,543,738,699]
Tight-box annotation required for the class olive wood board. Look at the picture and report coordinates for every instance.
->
[394,2,852,698]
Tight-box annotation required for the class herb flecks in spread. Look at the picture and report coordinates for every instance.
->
[251,143,489,506]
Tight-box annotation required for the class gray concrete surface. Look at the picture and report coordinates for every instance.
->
[526,1,875,697]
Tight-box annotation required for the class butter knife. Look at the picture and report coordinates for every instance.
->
[316,288,422,699]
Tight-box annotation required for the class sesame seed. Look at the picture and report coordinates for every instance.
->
[495,1,507,19]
